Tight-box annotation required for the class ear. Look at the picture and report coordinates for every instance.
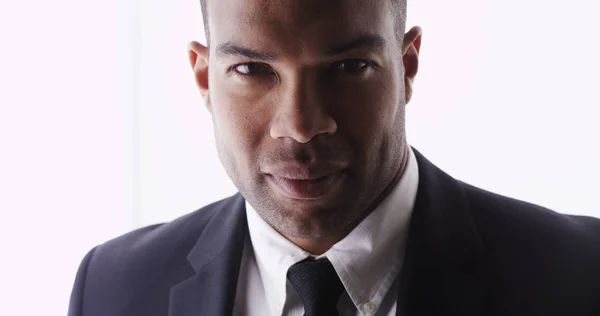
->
[401,26,423,104]
[188,41,211,112]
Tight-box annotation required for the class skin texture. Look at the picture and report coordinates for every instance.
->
[188,0,422,254]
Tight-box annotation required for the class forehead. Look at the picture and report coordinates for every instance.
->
[206,0,397,57]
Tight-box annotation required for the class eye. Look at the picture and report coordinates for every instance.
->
[331,59,370,73]
[231,63,273,76]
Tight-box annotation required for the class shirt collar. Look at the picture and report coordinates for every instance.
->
[246,146,419,315]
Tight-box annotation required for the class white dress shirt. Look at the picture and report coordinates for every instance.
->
[233,147,419,316]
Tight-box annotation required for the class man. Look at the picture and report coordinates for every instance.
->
[68,0,600,315]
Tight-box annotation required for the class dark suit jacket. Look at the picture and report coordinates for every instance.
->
[68,148,600,316]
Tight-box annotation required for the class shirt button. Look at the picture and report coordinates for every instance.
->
[362,301,377,314]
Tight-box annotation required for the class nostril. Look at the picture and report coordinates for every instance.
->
[269,97,338,143]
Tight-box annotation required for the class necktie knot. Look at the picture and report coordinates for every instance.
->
[286,258,345,316]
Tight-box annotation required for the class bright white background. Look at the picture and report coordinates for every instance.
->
[0,0,598,315]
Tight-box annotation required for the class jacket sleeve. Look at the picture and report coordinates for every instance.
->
[68,247,97,316]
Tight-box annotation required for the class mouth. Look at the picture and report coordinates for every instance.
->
[266,169,346,200]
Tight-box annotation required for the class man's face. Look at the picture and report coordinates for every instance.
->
[192,0,419,239]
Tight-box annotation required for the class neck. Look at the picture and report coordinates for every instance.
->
[288,146,410,255]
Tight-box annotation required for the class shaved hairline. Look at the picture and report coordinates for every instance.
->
[198,0,407,47]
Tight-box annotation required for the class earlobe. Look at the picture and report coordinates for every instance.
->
[187,41,211,110]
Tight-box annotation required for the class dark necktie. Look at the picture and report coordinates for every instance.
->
[286,258,345,316]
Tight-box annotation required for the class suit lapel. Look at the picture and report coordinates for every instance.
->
[169,194,247,316]
[396,148,488,316]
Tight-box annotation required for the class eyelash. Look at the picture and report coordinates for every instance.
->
[229,63,273,78]
[229,59,375,78]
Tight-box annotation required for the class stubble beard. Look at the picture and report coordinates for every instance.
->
[232,136,405,241]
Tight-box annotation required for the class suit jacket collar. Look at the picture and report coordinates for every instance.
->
[169,147,487,316]
[396,148,487,315]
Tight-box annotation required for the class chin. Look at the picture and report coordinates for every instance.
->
[277,208,350,239]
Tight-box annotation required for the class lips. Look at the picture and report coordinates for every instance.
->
[265,164,347,199]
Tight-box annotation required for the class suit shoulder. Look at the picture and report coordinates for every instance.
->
[459,182,600,311]
[85,194,241,281]
[74,194,243,314]
[460,181,600,251]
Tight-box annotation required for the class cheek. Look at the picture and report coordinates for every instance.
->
[210,83,270,168]
[329,71,401,143]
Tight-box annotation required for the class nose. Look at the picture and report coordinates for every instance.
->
[269,75,337,143]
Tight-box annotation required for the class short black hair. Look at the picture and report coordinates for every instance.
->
[199,0,407,47]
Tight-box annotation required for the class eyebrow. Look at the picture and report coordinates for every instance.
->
[324,34,387,57]
[216,42,278,61]
[215,34,387,61]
